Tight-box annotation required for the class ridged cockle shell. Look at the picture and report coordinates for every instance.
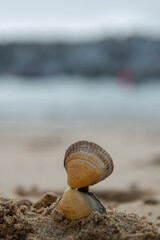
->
[64,141,114,189]
[57,187,106,219]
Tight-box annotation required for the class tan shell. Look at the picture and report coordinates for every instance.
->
[64,141,114,189]
[57,187,106,219]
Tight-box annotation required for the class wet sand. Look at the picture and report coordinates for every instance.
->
[0,123,160,239]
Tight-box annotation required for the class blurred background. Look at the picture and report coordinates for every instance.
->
[0,0,160,198]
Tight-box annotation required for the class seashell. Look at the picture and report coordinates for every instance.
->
[57,187,106,219]
[64,141,114,189]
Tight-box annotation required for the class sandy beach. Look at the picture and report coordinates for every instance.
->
[0,122,160,239]
[1,0,160,238]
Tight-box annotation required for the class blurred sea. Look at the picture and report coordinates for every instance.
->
[0,76,160,126]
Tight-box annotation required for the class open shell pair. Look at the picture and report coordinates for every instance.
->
[57,141,114,219]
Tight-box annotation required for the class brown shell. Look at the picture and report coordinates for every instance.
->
[64,141,114,189]
[57,187,106,219]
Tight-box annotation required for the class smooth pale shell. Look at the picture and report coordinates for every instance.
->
[64,141,114,189]
[57,187,106,219]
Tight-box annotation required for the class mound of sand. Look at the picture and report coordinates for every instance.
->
[0,193,160,240]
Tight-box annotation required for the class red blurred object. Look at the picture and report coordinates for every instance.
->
[117,70,136,85]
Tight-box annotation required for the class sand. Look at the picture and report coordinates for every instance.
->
[0,192,160,240]
[0,123,160,239]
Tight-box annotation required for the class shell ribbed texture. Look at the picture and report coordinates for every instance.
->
[64,141,114,188]
[57,141,114,219]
